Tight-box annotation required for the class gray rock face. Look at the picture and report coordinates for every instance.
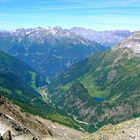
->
[115,31,140,54]
[79,118,140,140]
[2,130,12,140]
[114,31,140,54]
[0,96,84,140]
[0,95,53,139]
[0,133,4,140]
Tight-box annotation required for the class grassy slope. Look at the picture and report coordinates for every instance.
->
[48,48,140,132]
[50,48,140,100]
[0,50,82,131]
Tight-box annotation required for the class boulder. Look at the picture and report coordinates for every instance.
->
[2,130,12,140]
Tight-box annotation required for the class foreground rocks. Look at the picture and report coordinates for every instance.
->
[0,95,84,140]
[1,130,12,140]
[79,118,140,140]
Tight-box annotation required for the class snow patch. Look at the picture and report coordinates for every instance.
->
[5,114,15,121]
[51,124,56,129]
[0,123,8,135]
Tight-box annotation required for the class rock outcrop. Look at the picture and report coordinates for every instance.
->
[2,130,12,140]
[80,118,140,140]
[114,31,140,54]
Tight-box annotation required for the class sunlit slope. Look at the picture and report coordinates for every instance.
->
[49,45,140,132]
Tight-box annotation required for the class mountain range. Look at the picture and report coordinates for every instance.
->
[0,27,106,78]
[0,26,140,139]
[70,27,132,48]
[0,27,132,79]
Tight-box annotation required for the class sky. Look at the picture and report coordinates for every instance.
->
[0,0,140,31]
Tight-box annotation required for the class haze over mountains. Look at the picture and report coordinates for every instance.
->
[0,27,106,78]
[0,26,140,140]
[0,27,131,78]
[70,27,132,48]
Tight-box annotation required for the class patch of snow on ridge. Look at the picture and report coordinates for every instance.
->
[5,114,15,121]
[0,122,8,135]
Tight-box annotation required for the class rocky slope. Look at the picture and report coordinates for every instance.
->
[114,30,140,54]
[0,27,105,78]
[0,95,53,140]
[48,31,140,132]
[80,117,140,140]
[70,27,132,48]
[0,95,84,140]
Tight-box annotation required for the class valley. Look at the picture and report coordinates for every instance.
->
[0,0,139,139]
[0,49,82,131]
[0,27,139,139]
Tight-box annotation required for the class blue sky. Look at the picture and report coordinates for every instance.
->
[0,0,140,30]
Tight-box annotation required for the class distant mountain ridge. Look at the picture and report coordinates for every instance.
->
[0,27,106,78]
[70,27,132,48]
